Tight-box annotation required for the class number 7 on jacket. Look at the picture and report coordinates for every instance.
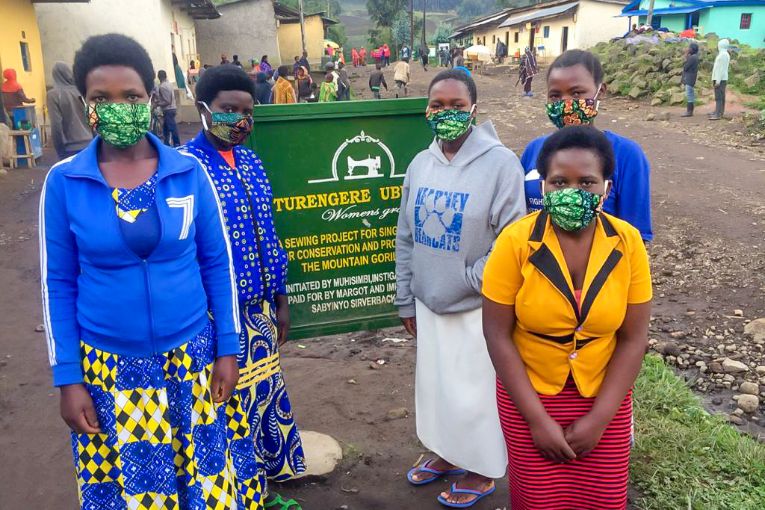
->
[166,195,194,240]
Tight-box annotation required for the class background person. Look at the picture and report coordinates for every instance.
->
[41,33,261,510]
[2,69,35,120]
[518,47,538,97]
[394,58,411,98]
[296,66,313,102]
[337,62,351,101]
[319,72,337,102]
[419,42,430,71]
[521,49,653,243]
[46,62,92,160]
[483,125,652,510]
[254,72,272,105]
[260,55,273,75]
[709,39,730,121]
[181,64,306,505]
[369,63,387,99]
[396,69,526,508]
[272,65,296,104]
[153,69,180,146]
[298,51,311,73]
[681,42,700,117]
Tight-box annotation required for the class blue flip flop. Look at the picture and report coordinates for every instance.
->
[437,482,496,508]
[406,459,467,486]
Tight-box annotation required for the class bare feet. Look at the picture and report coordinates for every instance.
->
[439,472,495,506]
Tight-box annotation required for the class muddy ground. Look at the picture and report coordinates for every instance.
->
[0,63,763,510]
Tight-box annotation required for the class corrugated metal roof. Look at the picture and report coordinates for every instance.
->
[499,1,579,28]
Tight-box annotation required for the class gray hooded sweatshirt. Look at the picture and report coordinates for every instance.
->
[46,62,92,158]
[395,121,526,317]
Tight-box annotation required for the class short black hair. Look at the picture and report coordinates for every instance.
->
[547,49,604,85]
[278,65,291,77]
[689,42,699,54]
[73,33,155,96]
[537,126,615,180]
[157,70,167,81]
[194,64,256,105]
[428,69,478,104]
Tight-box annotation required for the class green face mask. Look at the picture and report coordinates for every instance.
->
[542,185,608,232]
[426,106,475,141]
[87,102,150,149]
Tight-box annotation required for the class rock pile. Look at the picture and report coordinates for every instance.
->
[646,218,765,429]
[591,34,765,110]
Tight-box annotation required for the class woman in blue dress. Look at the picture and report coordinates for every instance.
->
[40,34,263,510]
[180,65,306,502]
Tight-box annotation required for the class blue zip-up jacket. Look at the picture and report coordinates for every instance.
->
[521,130,653,242]
[39,133,241,387]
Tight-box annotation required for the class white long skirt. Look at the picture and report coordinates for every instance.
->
[415,299,508,478]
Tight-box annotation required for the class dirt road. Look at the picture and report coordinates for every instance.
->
[0,63,763,510]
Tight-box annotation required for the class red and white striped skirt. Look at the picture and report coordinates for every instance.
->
[497,378,632,510]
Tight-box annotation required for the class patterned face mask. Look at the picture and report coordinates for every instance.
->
[545,90,600,129]
[426,105,475,141]
[87,102,150,149]
[200,102,254,146]
[542,183,609,232]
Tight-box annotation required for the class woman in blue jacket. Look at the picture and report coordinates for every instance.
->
[39,34,263,509]
[521,50,653,242]
[180,65,305,505]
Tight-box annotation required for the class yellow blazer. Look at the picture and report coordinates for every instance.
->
[483,211,652,397]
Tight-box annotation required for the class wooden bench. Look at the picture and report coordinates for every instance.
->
[8,130,36,169]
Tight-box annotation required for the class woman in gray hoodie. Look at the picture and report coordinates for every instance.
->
[396,69,526,508]
[46,62,92,159]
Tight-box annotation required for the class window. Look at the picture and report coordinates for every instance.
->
[514,32,519,43]
[740,13,752,30]
[650,15,662,29]
[19,42,31,72]
[492,35,496,43]
[543,26,550,38]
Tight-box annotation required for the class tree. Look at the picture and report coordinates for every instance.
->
[367,0,407,29]
[457,0,494,18]
[280,0,342,17]
[392,11,411,48]
[327,24,347,47]
[432,24,453,45]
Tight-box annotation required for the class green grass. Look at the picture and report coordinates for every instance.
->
[631,355,765,510]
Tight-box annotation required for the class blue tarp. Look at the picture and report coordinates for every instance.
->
[619,6,704,16]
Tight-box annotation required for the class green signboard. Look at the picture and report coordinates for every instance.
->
[247,98,432,340]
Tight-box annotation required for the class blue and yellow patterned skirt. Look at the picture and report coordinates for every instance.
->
[234,300,305,490]
[71,322,263,509]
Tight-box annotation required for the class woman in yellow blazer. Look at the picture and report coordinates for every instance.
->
[482,126,652,510]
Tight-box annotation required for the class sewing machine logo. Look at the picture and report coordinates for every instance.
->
[308,130,402,184]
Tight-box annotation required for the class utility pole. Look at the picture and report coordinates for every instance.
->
[298,0,307,57]
[646,0,656,28]
[409,0,414,51]
[422,0,426,47]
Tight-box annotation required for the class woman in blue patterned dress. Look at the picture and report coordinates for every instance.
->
[39,35,263,509]
[180,65,306,500]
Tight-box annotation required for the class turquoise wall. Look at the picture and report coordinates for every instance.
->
[701,6,765,48]
[633,4,765,48]
[637,14,687,33]
[638,0,693,9]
